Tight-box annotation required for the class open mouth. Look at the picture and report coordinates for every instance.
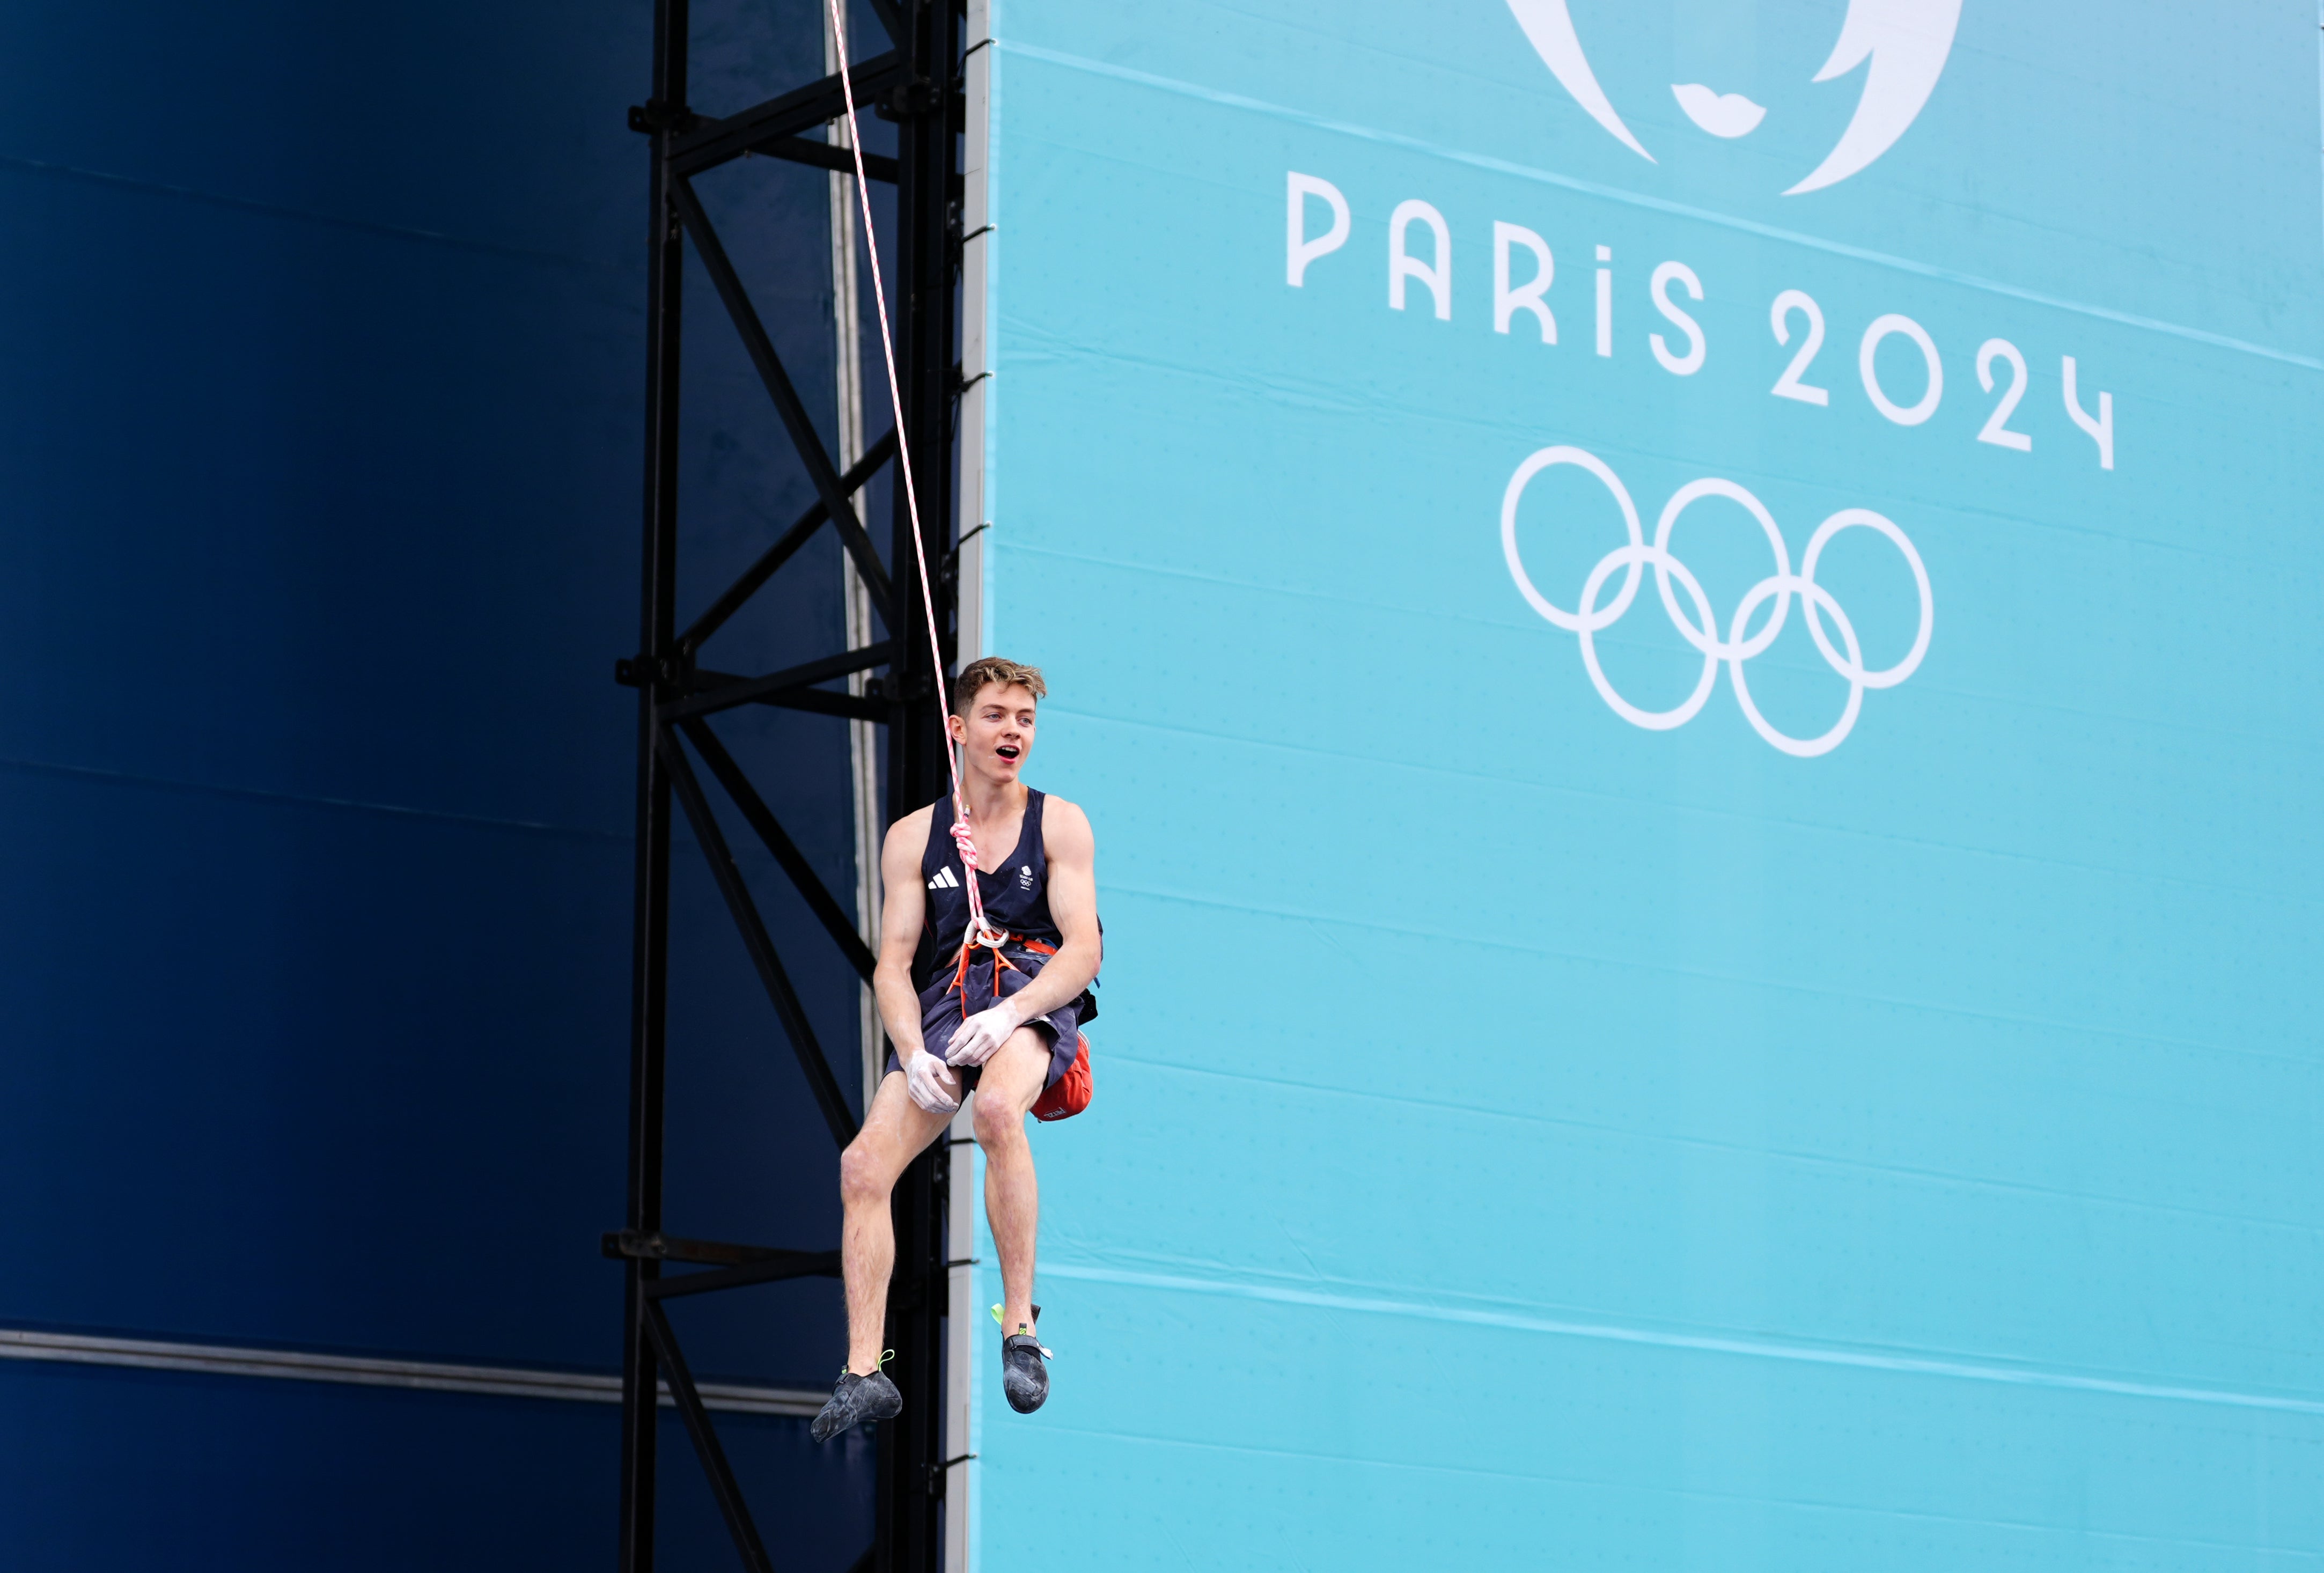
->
[996,745,1021,761]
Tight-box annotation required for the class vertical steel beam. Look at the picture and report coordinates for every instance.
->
[620,2,689,1569]
[880,0,958,881]
[619,4,958,1569]
[877,3,961,1568]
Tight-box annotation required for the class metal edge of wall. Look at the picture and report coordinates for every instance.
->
[958,0,994,670]
[950,5,995,1571]
[826,6,885,1118]
[943,1119,979,1573]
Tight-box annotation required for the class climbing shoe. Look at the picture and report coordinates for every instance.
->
[994,1303,1051,1414]
[810,1365,901,1442]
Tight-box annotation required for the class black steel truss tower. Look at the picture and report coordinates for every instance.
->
[612,2,963,1569]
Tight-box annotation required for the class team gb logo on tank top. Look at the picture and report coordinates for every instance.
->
[1507,0,1961,193]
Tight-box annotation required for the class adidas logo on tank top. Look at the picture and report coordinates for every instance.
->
[927,867,960,891]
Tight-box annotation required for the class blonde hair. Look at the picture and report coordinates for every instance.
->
[950,656,1048,716]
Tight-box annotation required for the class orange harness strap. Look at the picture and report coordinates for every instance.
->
[945,934,1058,1012]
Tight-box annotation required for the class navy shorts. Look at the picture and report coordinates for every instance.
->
[886,945,1082,1093]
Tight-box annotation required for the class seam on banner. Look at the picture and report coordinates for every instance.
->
[1031,708,2324,921]
[1026,1421,2296,1552]
[0,153,615,274]
[0,1326,822,1415]
[1035,1263,2324,1415]
[1047,1061,2324,1238]
[0,755,625,843]
[994,39,2324,374]
[1078,877,2322,1073]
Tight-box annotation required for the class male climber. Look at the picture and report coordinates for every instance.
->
[811,656,1100,1441]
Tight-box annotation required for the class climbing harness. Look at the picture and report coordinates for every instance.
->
[826,0,1004,953]
[944,935,1093,1121]
[945,935,1053,1017]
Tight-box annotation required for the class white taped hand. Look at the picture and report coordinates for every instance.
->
[904,1051,961,1114]
[945,1002,1023,1067]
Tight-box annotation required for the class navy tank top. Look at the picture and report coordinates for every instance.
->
[921,789,1063,958]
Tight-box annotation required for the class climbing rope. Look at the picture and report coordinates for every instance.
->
[826,0,1004,950]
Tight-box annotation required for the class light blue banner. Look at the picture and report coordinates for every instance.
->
[972,3,2324,1567]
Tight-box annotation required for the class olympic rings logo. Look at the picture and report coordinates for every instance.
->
[1501,446,1934,758]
